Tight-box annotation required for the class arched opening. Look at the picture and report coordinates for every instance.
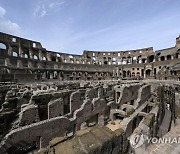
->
[84,72,88,77]
[72,72,76,76]
[160,56,165,61]
[146,69,151,77]
[136,72,140,77]
[142,58,146,63]
[51,56,56,62]
[167,55,171,60]
[24,54,28,58]
[127,56,131,64]
[0,43,7,50]
[34,55,38,60]
[116,92,121,102]
[78,72,82,76]
[131,72,135,77]
[123,71,126,77]
[175,53,179,59]
[104,61,108,65]
[122,60,126,65]
[148,55,154,63]
[42,57,46,61]
[57,54,60,57]
[12,51,18,57]
[127,70,131,77]
[132,56,137,63]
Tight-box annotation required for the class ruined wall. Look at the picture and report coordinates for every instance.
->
[0,32,180,82]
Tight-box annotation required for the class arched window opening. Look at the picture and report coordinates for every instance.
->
[42,57,46,61]
[142,59,146,63]
[34,55,38,60]
[24,54,28,58]
[148,55,154,63]
[0,43,6,50]
[13,51,18,57]
[69,55,73,59]
[167,55,171,60]
[146,69,151,76]
[160,56,165,61]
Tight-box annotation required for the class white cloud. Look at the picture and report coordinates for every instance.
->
[49,1,65,9]
[0,6,22,36]
[34,0,65,17]
[0,6,6,18]
[34,4,47,17]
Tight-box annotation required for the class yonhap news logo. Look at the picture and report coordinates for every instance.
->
[130,133,145,148]
[130,132,180,149]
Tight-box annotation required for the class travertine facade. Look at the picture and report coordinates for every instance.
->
[0,32,180,82]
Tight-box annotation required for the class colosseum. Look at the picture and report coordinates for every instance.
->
[0,32,180,154]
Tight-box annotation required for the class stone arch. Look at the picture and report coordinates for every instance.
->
[95,72,99,77]
[148,55,154,63]
[146,69,151,76]
[0,42,7,50]
[34,55,38,60]
[175,52,179,59]
[137,55,142,64]
[131,72,135,77]
[167,55,171,60]
[84,72,88,76]
[12,51,18,57]
[127,70,131,77]
[160,56,165,61]
[142,58,146,63]
[123,70,126,77]
[72,72,76,76]
[78,72,82,76]
[51,55,56,62]
[42,56,47,61]
[132,56,137,63]
[53,71,58,79]
[100,73,103,77]
[127,56,131,64]
[24,53,28,58]
[136,72,140,77]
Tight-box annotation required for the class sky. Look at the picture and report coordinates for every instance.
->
[0,0,180,54]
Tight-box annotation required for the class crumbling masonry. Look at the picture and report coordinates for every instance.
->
[0,32,180,154]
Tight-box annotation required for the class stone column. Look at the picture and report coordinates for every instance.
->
[47,52,52,61]
[7,44,12,56]
[19,43,23,57]
[29,48,34,59]
[38,50,42,61]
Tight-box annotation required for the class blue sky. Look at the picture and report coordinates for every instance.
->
[0,0,180,54]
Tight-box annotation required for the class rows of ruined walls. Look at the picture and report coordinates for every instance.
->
[0,81,179,153]
[39,83,165,154]
[128,83,180,154]
[0,81,154,153]
[43,84,180,154]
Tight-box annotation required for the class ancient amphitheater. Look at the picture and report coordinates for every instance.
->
[0,32,180,154]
